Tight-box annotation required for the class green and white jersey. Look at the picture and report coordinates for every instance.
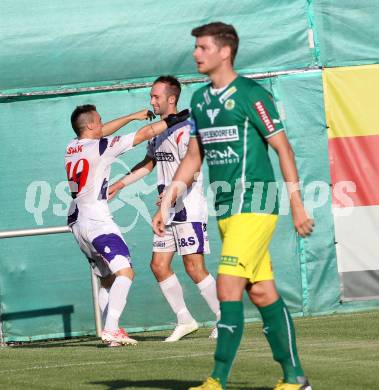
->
[190,76,284,219]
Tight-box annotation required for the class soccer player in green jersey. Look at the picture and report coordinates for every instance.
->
[152,22,314,390]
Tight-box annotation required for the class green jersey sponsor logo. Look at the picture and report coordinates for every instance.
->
[219,86,237,103]
[205,146,240,165]
[199,126,239,144]
[224,98,235,110]
[196,102,205,112]
[254,100,276,133]
[206,108,220,124]
[203,89,211,105]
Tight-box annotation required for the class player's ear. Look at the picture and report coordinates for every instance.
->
[87,112,97,130]
[86,120,94,130]
[168,95,176,105]
[220,45,232,62]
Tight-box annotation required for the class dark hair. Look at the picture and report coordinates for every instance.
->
[153,75,181,104]
[191,22,239,64]
[70,104,97,136]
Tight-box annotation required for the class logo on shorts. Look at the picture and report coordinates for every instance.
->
[220,255,238,267]
[178,237,196,248]
[153,241,166,248]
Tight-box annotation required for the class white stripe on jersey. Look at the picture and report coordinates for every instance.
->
[238,117,249,214]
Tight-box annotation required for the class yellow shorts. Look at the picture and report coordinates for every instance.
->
[217,213,278,283]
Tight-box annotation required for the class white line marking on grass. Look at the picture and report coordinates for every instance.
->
[0,349,255,374]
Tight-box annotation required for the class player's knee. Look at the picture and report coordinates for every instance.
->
[100,274,115,289]
[183,256,206,277]
[248,281,279,307]
[150,259,170,278]
[217,285,242,301]
[115,267,134,280]
[249,289,269,306]
[183,260,196,276]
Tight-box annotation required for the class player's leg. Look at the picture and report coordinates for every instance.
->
[244,213,310,389]
[151,228,197,342]
[208,274,246,389]
[183,252,220,321]
[183,252,220,338]
[88,221,137,345]
[103,267,134,333]
[175,223,220,329]
[190,215,249,390]
[98,273,115,324]
[182,252,208,283]
[248,279,310,389]
[70,222,118,332]
[188,280,245,390]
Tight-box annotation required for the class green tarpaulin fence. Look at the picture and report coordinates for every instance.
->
[1,0,378,342]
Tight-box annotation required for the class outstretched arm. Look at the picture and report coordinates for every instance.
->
[132,110,189,146]
[102,109,154,136]
[108,154,156,200]
[152,137,204,235]
[268,131,314,237]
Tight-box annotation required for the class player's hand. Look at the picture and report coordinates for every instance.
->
[152,209,166,236]
[156,191,165,207]
[164,109,190,128]
[108,181,125,200]
[133,109,156,121]
[292,205,314,237]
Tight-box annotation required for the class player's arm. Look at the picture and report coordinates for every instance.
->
[102,109,155,136]
[152,136,204,236]
[108,154,156,200]
[165,136,204,203]
[268,132,314,237]
[132,110,189,146]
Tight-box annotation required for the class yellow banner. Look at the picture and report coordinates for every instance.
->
[323,64,379,139]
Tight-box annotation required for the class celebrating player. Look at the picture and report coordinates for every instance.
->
[108,76,220,342]
[65,104,189,346]
[153,23,313,389]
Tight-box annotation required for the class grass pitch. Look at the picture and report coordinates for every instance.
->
[0,311,378,389]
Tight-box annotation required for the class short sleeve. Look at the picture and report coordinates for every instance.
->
[248,85,284,139]
[189,117,199,138]
[189,95,201,138]
[102,132,136,159]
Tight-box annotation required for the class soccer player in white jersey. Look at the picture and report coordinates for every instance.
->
[109,76,220,342]
[65,104,189,346]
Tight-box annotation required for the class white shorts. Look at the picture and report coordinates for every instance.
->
[152,222,210,255]
[71,219,132,278]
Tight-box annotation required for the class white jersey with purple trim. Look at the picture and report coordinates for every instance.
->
[147,119,207,224]
[65,133,135,225]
